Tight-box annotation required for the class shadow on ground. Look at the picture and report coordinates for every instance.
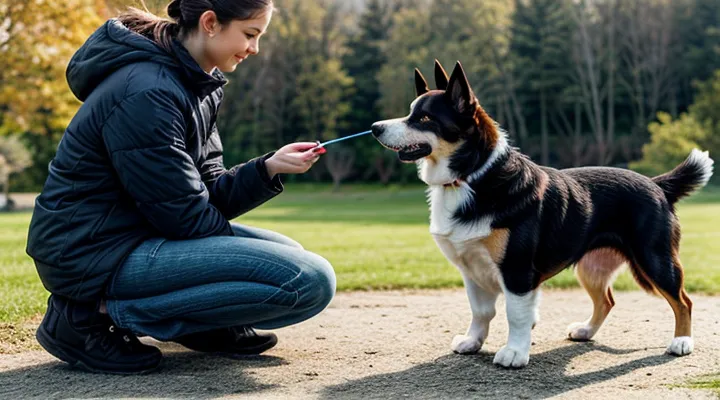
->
[321,342,678,400]
[0,351,286,399]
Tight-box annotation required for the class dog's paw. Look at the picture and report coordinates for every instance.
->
[493,345,529,368]
[451,335,482,354]
[567,322,596,341]
[666,336,694,356]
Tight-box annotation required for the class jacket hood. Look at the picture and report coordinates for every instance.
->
[67,19,227,101]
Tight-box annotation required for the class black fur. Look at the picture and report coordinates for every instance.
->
[451,148,697,296]
[653,155,711,205]
[434,59,449,90]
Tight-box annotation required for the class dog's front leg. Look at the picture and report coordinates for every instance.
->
[493,288,539,368]
[451,273,498,354]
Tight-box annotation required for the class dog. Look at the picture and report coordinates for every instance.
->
[370,60,714,368]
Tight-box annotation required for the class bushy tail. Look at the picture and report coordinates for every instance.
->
[652,149,714,205]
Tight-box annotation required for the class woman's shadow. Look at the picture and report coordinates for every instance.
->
[320,341,677,400]
[0,350,286,399]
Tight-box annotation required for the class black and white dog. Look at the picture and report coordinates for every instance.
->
[371,60,714,368]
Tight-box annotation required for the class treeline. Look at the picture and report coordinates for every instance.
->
[3,0,720,191]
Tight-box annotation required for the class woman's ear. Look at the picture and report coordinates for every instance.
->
[198,10,219,37]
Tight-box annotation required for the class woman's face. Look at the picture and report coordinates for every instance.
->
[204,10,272,73]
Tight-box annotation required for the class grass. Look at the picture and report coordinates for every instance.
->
[687,373,720,394]
[2,184,720,328]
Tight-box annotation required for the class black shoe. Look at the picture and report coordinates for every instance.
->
[174,326,278,356]
[36,295,162,374]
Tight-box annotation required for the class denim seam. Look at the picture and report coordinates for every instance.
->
[162,252,304,278]
[107,299,125,328]
[106,239,164,298]
[148,239,168,260]
[259,271,303,308]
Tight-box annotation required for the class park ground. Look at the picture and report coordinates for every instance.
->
[1,185,719,398]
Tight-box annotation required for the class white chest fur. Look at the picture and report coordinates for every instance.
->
[428,185,492,241]
[428,186,502,293]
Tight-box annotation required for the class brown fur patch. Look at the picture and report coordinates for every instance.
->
[577,248,626,321]
[479,228,509,265]
[535,171,550,200]
[472,104,498,147]
[658,286,693,337]
[659,253,693,337]
[427,139,463,164]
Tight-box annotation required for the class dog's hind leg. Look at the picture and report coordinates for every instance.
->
[451,272,499,354]
[567,248,626,341]
[630,222,693,356]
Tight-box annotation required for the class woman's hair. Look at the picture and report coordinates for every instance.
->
[118,0,274,51]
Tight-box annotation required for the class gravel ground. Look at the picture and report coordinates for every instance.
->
[1,289,719,399]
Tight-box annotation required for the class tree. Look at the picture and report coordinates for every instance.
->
[510,0,574,164]
[377,8,430,119]
[629,112,707,177]
[341,0,398,183]
[0,0,103,193]
[569,0,619,165]
[292,57,353,143]
[688,69,720,171]
[617,0,678,137]
[629,69,720,180]
[673,0,720,113]
[0,0,103,134]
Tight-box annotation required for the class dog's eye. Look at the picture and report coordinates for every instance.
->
[420,115,432,124]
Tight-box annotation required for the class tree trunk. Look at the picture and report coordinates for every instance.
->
[574,102,583,167]
[540,89,549,165]
[374,154,397,185]
[606,0,616,165]
[324,148,356,191]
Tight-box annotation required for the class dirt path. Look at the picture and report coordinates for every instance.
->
[1,289,719,399]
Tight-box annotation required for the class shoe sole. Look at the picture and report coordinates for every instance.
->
[36,326,161,375]
[181,334,279,358]
[223,334,279,357]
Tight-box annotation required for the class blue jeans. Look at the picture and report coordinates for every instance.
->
[104,224,336,341]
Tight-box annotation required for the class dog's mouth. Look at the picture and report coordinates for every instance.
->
[382,142,433,162]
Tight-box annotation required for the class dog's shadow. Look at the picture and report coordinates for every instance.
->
[320,341,676,400]
[0,351,286,399]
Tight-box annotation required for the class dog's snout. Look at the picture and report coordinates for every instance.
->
[371,123,385,138]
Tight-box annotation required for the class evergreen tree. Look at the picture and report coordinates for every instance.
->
[510,0,574,165]
[341,0,389,134]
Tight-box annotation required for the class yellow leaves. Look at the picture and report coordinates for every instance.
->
[0,0,103,135]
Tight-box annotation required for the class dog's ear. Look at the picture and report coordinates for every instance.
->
[434,59,449,90]
[445,61,475,114]
[414,68,429,97]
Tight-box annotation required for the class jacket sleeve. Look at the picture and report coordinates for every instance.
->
[199,124,283,220]
[102,89,233,239]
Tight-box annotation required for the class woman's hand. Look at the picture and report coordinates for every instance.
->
[265,142,327,178]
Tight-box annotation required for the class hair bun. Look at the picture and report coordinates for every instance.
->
[167,0,183,23]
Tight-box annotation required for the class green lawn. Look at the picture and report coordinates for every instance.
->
[2,184,720,326]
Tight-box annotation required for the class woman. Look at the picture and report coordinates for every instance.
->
[26,0,336,374]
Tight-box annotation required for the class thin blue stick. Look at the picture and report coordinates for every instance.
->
[318,130,372,147]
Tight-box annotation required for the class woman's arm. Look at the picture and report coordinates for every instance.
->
[102,88,233,239]
[200,125,283,220]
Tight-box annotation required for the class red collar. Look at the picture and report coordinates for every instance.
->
[443,179,463,188]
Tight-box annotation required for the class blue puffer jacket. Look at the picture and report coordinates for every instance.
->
[26,19,283,301]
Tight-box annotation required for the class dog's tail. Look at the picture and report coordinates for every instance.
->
[652,149,714,205]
